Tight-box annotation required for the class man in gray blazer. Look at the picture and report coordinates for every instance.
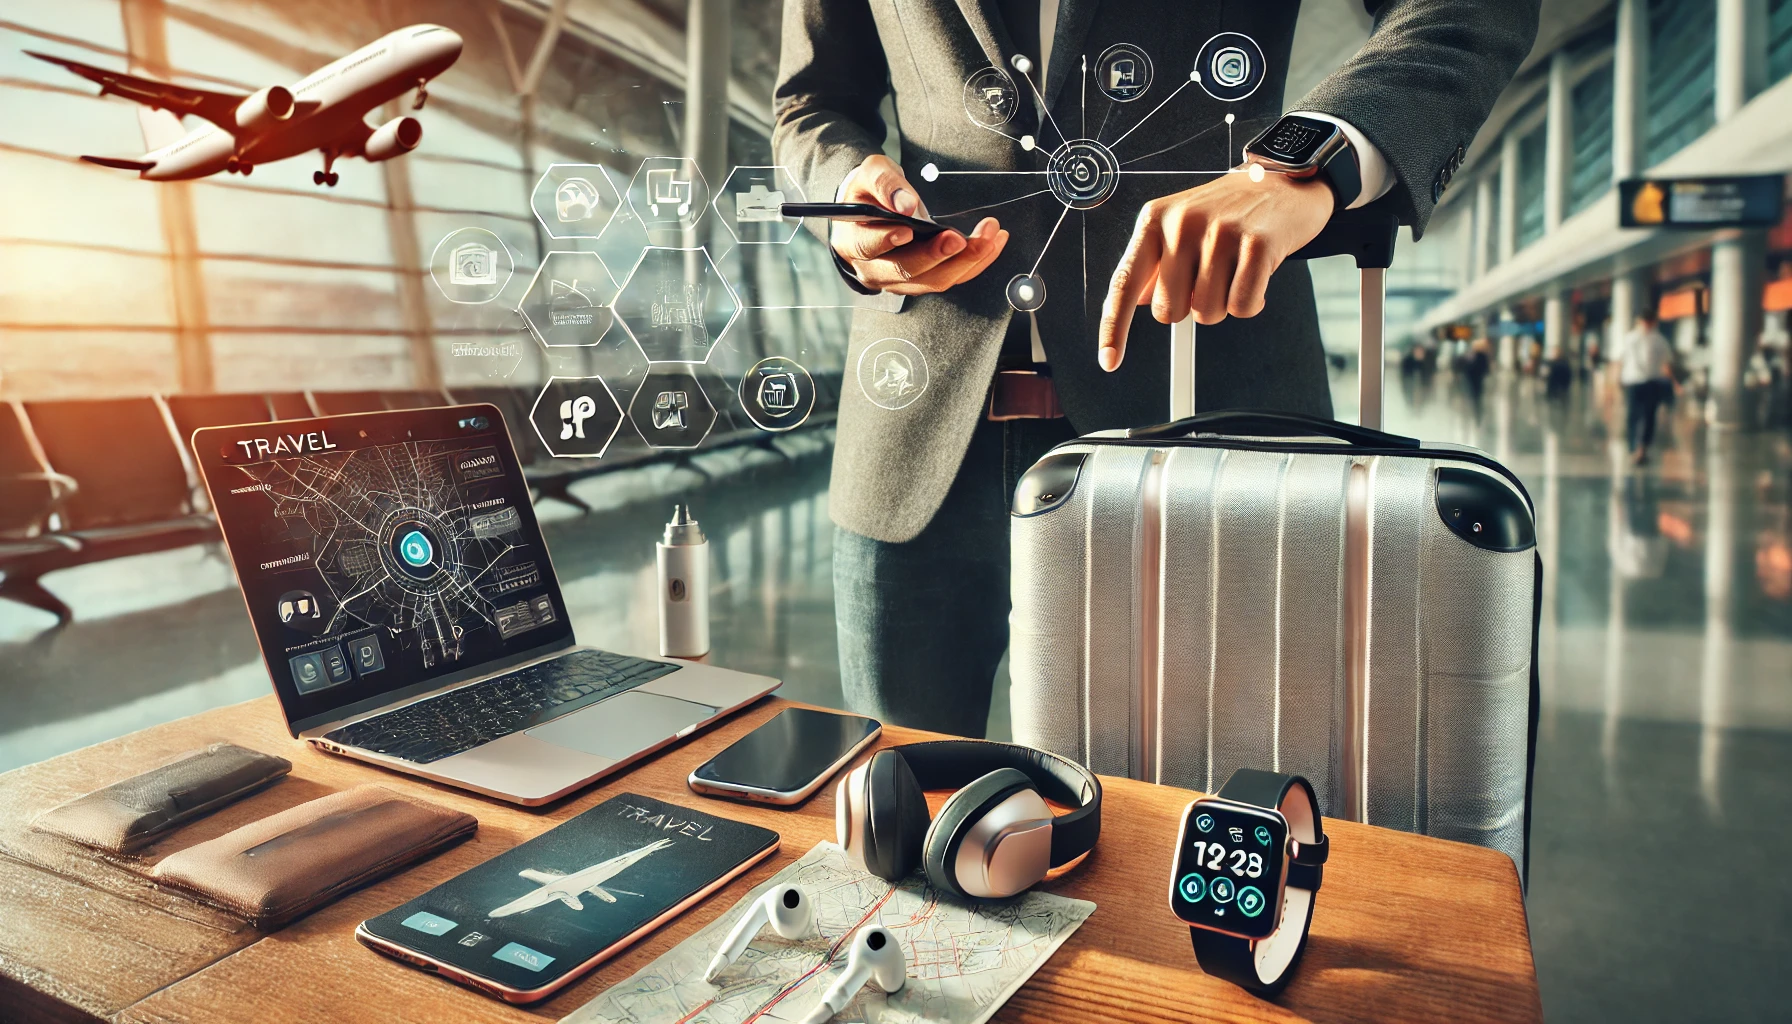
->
[774,0,1537,736]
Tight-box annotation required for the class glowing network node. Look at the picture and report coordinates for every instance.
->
[1010,54,1033,75]
[1225,112,1235,124]
[921,162,939,182]
[1020,135,1036,152]
[1006,273,1047,312]
[1248,162,1265,183]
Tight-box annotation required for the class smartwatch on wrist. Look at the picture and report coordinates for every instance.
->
[1243,114,1362,211]
[1167,768,1329,997]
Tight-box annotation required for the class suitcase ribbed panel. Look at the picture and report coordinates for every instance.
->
[1363,456,1431,839]
[1155,447,1226,790]
[1268,455,1352,809]
[1080,447,1153,778]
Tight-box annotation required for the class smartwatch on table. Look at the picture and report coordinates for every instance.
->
[1167,768,1329,996]
[1243,114,1362,211]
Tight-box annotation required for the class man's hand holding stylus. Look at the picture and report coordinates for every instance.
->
[832,155,1009,296]
[1098,170,1334,370]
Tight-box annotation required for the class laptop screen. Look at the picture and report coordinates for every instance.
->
[193,404,575,734]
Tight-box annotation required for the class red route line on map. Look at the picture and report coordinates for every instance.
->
[734,885,900,1024]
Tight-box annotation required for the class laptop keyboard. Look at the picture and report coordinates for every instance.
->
[321,649,680,764]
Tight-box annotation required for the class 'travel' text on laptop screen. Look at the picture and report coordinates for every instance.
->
[199,407,573,727]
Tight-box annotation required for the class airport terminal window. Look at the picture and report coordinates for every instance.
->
[1568,62,1613,216]
[1516,122,1546,251]
[1771,0,1792,86]
[1645,0,1716,169]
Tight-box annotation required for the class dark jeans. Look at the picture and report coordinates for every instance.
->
[833,416,1078,737]
[1625,381,1664,453]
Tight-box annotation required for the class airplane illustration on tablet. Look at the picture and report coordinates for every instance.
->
[25,23,461,186]
[488,838,675,917]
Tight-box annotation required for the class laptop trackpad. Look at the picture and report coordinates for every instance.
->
[526,690,716,759]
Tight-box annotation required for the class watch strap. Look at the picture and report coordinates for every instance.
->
[1316,137,1363,210]
[1191,769,1327,996]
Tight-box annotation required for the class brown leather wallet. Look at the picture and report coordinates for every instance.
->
[987,369,1066,420]
[32,742,291,854]
[152,784,477,928]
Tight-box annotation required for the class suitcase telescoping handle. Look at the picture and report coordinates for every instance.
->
[1167,205,1399,427]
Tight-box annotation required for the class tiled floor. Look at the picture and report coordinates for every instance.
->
[2,371,1789,1021]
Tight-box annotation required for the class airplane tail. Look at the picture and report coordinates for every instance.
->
[80,155,155,173]
[138,106,185,151]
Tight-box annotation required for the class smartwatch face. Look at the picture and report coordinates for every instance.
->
[1170,801,1287,939]
[1253,116,1338,167]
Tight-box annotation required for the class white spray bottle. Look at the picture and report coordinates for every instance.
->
[657,503,709,658]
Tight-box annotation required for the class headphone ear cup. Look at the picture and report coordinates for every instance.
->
[862,750,929,882]
[922,768,1037,898]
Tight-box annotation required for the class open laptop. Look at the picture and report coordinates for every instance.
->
[192,403,779,805]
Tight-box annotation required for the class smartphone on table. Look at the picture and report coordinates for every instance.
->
[357,793,777,1004]
[779,201,950,239]
[688,707,881,805]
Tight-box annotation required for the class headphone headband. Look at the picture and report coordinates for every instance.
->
[887,740,1102,868]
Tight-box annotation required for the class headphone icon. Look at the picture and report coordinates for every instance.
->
[555,177,601,222]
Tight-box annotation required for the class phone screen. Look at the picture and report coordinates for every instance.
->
[692,708,880,794]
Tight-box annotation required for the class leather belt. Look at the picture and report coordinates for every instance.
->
[987,369,1065,421]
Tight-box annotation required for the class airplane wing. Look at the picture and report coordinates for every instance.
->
[583,886,619,904]
[518,868,566,885]
[26,51,247,131]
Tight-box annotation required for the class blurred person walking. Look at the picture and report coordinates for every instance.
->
[1614,312,1674,466]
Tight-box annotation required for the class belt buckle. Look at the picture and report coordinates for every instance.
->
[987,369,1060,421]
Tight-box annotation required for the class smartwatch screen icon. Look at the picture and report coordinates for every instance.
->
[1255,825,1272,845]
[1195,813,1215,833]
[1178,873,1207,903]
[1209,876,1236,904]
[1237,886,1266,918]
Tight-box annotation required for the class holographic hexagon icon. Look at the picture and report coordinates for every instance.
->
[738,356,816,431]
[519,252,618,348]
[627,156,709,233]
[714,166,805,244]
[428,227,514,304]
[628,367,717,450]
[613,246,740,364]
[530,376,625,459]
[530,163,622,240]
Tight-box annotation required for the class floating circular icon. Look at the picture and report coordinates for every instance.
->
[1094,43,1153,102]
[964,67,1020,128]
[715,166,805,244]
[857,337,929,411]
[613,246,740,363]
[1046,138,1120,210]
[1195,813,1215,833]
[530,163,622,240]
[739,356,816,432]
[519,252,617,348]
[276,589,327,636]
[1006,273,1048,312]
[628,367,718,450]
[1195,32,1266,102]
[428,227,514,304]
[530,376,625,458]
[1177,873,1207,903]
[627,156,709,232]
[383,516,447,585]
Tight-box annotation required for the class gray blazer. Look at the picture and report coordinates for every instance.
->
[774,0,1537,543]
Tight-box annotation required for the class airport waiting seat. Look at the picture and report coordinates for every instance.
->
[265,391,316,420]
[1,398,217,625]
[307,391,389,415]
[164,393,277,449]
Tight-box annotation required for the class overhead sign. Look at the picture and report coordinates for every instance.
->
[1619,174,1785,229]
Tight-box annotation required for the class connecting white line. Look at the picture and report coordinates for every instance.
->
[1014,59,1070,148]
[925,169,1049,175]
[1030,203,1071,277]
[1108,79,1191,150]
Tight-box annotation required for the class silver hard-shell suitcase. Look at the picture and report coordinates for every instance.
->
[1008,210,1539,876]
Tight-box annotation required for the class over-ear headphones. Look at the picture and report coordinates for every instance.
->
[834,740,1101,899]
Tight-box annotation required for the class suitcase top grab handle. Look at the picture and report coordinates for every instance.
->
[1127,409,1420,447]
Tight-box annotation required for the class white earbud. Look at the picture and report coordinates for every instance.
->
[704,884,814,983]
[800,926,907,1024]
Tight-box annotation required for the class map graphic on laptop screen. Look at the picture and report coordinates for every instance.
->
[196,406,574,730]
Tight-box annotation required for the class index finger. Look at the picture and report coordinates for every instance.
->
[1099,212,1165,372]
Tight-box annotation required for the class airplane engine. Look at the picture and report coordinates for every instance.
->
[364,116,423,161]
[235,85,295,131]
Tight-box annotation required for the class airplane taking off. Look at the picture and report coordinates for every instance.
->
[488,839,675,918]
[27,24,461,186]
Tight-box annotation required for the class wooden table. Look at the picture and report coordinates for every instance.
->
[0,695,1541,1023]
